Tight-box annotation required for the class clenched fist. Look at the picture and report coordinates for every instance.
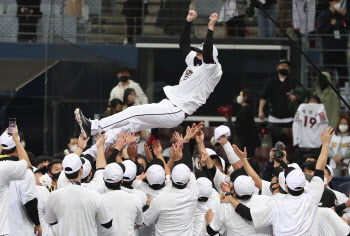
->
[208,13,218,30]
[187,10,197,22]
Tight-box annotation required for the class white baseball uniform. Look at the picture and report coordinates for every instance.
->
[90,52,222,134]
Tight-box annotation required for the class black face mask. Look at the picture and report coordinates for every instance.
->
[278,69,289,76]
[119,75,130,83]
[193,57,203,66]
[269,182,279,193]
[51,172,61,181]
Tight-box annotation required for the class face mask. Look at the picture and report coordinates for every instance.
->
[237,95,243,104]
[324,177,329,185]
[334,3,341,10]
[21,141,25,148]
[269,182,279,193]
[51,172,61,181]
[119,75,130,83]
[339,124,348,133]
[193,57,203,66]
[69,144,77,153]
[278,69,289,76]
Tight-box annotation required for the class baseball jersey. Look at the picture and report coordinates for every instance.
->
[8,169,37,236]
[36,185,54,236]
[193,189,221,236]
[251,176,324,236]
[293,103,329,148]
[318,207,349,236]
[0,159,27,235]
[143,173,199,236]
[209,194,272,236]
[44,185,112,236]
[99,189,143,236]
[163,51,222,115]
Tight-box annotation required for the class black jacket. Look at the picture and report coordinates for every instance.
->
[262,75,296,119]
[317,9,350,49]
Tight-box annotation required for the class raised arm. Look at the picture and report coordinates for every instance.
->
[74,134,90,157]
[203,13,218,64]
[95,134,108,169]
[152,140,171,175]
[179,10,197,58]
[217,136,242,170]
[167,144,183,171]
[316,127,334,171]
[12,126,31,168]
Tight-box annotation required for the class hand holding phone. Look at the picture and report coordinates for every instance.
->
[8,118,16,135]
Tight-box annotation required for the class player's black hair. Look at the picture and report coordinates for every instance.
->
[242,89,254,105]
[35,155,53,168]
[172,181,188,189]
[65,169,80,180]
[116,66,132,74]
[2,147,17,155]
[47,159,62,173]
[302,160,316,172]
[104,181,122,190]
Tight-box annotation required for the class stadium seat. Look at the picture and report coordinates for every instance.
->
[254,146,271,174]
[84,0,101,17]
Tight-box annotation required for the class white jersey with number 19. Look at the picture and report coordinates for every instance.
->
[292,103,329,148]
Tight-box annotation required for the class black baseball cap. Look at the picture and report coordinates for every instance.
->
[278,59,291,66]
[191,47,203,54]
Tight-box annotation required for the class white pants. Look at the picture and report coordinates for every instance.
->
[91,99,186,134]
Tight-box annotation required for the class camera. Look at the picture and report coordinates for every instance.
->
[274,141,285,159]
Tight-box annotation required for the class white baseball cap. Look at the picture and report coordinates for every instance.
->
[81,157,92,179]
[286,169,306,191]
[278,172,287,192]
[122,159,137,181]
[62,154,82,174]
[0,131,20,150]
[197,177,212,198]
[206,148,217,156]
[172,163,191,186]
[147,164,166,185]
[206,148,226,171]
[214,125,231,141]
[288,163,301,171]
[326,165,334,177]
[234,175,255,196]
[104,163,124,183]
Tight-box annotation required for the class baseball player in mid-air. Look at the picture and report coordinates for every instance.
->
[75,10,222,138]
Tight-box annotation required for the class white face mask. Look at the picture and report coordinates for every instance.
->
[237,95,243,104]
[21,141,25,148]
[324,177,328,185]
[339,124,348,133]
[69,144,78,152]
[334,3,341,10]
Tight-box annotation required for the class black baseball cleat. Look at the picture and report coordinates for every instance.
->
[74,108,91,138]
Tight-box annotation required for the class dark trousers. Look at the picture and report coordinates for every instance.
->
[125,15,142,43]
[323,50,348,86]
[18,16,38,42]
[268,122,292,147]
[226,15,246,37]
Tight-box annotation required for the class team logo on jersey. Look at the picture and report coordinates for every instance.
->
[319,112,326,122]
[183,68,194,81]
[294,111,300,120]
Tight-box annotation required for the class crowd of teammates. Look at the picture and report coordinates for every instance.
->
[2,9,350,236]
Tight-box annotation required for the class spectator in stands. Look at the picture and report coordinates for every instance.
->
[16,0,42,42]
[109,66,148,105]
[218,0,251,37]
[104,98,124,118]
[123,88,137,108]
[256,0,278,37]
[317,0,350,86]
[122,0,148,44]
[292,0,316,45]
[234,90,260,157]
[328,117,350,176]
[46,160,63,192]
[259,59,296,146]
[314,72,340,129]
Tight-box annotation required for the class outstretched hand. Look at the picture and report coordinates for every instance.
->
[152,140,163,157]
[115,131,127,151]
[320,126,334,144]
[95,133,107,148]
[232,144,247,160]
[144,143,153,163]
[220,181,233,194]
[187,10,197,22]
[78,134,90,150]
[217,135,228,145]
[171,143,183,161]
